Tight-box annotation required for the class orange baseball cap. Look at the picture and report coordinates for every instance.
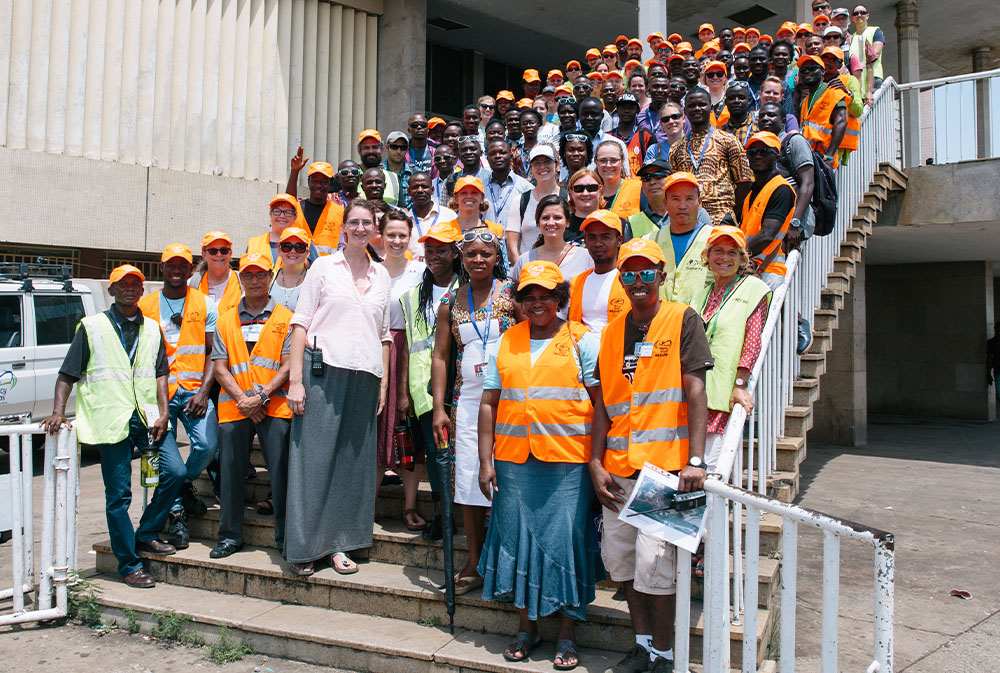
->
[647,32,665,44]
[734,27,747,37]
[161,243,193,264]
[747,27,762,37]
[523,69,540,83]
[517,260,564,291]
[759,34,774,44]
[202,231,233,248]
[604,71,623,81]
[695,48,704,59]
[515,98,534,109]
[699,23,715,34]
[581,209,623,234]
[624,59,643,71]
[586,48,601,59]
[270,193,298,209]
[704,60,727,75]
[547,69,564,80]
[587,71,605,82]
[238,252,273,274]
[733,42,751,54]
[419,221,462,244]
[307,161,334,178]
[677,42,693,55]
[797,54,825,69]
[358,128,382,143]
[665,172,700,193]
[797,23,814,34]
[618,237,666,268]
[279,226,311,244]
[821,46,845,61]
[454,175,485,195]
[667,33,683,43]
[427,117,446,129]
[602,44,617,55]
[704,39,720,51]
[566,60,582,70]
[109,264,145,285]
[616,35,628,43]
[496,90,515,101]
[706,225,747,250]
[668,53,685,65]
[555,84,573,96]
[627,38,643,48]
[745,131,782,151]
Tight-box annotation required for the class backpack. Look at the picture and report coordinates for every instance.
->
[519,190,532,222]
[779,131,838,237]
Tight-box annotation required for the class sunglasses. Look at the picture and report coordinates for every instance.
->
[706,71,727,79]
[461,231,498,244]
[409,121,428,129]
[556,96,576,106]
[564,132,590,143]
[388,143,409,150]
[480,103,495,110]
[433,154,453,163]
[852,9,867,15]
[669,83,687,90]
[571,183,600,193]
[640,171,670,182]
[338,168,361,177]
[660,112,684,122]
[458,135,480,143]
[619,269,658,285]
[204,247,231,256]
[746,147,778,157]
[280,242,309,253]
[813,2,831,8]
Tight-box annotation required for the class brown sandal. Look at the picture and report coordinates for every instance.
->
[290,562,314,576]
[404,508,428,531]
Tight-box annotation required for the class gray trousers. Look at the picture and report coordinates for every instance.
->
[218,416,290,549]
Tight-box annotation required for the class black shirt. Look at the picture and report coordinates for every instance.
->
[299,198,327,234]
[59,305,169,382]
[594,306,714,382]
[736,179,795,226]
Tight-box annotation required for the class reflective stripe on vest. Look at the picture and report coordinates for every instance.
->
[138,288,209,399]
[740,175,795,276]
[651,223,714,305]
[568,268,629,328]
[494,321,594,464]
[75,313,160,445]
[598,302,690,476]
[215,303,294,423]
[799,85,849,151]
[401,277,459,418]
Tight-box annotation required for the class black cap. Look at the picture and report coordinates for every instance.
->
[617,91,639,106]
[637,157,672,175]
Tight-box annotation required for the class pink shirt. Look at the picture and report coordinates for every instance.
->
[291,251,391,378]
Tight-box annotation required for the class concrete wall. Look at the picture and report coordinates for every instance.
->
[898,160,1000,228]
[867,261,997,421]
[377,0,426,133]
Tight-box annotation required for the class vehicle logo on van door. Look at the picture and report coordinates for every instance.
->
[0,370,17,404]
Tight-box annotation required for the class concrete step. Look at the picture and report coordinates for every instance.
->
[851,214,873,233]
[825,271,850,295]
[739,468,800,503]
[845,227,867,247]
[806,329,832,356]
[743,435,806,476]
[863,183,888,201]
[812,308,838,334]
[876,163,908,190]
[92,542,772,667]
[859,195,882,215]
[820,288,844,311]
[799,352,826,379]
[833,256,857,278]
[792,377,820,407]
[784,405,813,440]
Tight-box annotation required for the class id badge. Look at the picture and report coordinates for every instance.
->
[474,362,488,377]
[635,342,653,358]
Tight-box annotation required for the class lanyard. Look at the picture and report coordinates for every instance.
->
[410,205,439,238]
[108,311,139,362]
[686,126,714,174]
[700,276,745,344]
[487,178,515,220]
[467,280,496,354]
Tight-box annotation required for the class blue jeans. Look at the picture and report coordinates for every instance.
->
[97,412,185,576]
[168,386,219,512]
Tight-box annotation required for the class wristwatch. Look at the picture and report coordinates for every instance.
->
[686,456,706,470]
[735,377,748,388]
[789,217,801,230]
[257,390,270,406]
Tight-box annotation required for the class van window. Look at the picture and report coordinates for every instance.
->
[34,295,86,346]
[0,295,22,348]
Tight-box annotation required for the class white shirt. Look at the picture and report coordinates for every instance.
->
[505,190,541,256]
[408,203,457,260]
[483,170,532,227]
[511,246,594,287]
[388,261,427,330]
[581,269,620,334]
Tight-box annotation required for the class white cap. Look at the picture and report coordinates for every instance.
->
[823,26,843,36]
[528,144,557,163]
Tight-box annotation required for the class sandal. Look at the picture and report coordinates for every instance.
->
[554,638,580,670]
[502,631,540,662]
[453,573,483,596]
[290,562,314,577]
[256,495,274,515]
[404,508,428,531]
[330,552,358,575]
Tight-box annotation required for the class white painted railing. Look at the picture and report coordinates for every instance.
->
[670,78,901,671]
[0,424,78,626]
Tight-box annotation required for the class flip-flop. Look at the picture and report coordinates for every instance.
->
[330,552,358,575]
[404,508,428,531]
[554,638,580,670]
[502,631,540,662]
[453,573,483,596]
[290,562,314,577]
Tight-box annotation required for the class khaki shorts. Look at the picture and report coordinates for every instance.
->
[601,473,677,596]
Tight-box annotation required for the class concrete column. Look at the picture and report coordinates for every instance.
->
[896,0,921,166]
[973,47,993,160]
[812,261,868,447]
[638,0,667,62]
[377,0,427,131]
[472,51,485,99]
[795,0,813,24]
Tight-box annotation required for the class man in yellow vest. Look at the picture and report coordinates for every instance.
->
[41,265,184,588]
[589,238,713,673]
[797,54,848,168]
[210,253,293,559]
[138,244,219,550]
[568,210,629,335]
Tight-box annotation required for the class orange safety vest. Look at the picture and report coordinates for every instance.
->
[443,218,505,239]
[607,178,642,219]
[138,288,208,400]
[617,127,656,176]
[247,233,283,272]
[198,269,242,315]
[568,268,629,328]
[836,74,860,152]
[215,303,293,423]
[710,105,730,128]
[494,321,593,464]
[598,301,690,477]
[740,175,795,276]
[300,199,345,255]
[799,84,849,155]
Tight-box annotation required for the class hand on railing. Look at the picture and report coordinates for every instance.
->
[39,414,70,435]
[730,387,754,415]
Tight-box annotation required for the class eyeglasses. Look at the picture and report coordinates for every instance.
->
[571,183,600,193]
[279,242,309,253]
[660,112,684,122]
[564,132,590,143]
[852,9,868,15]
[338,168,361,177]
[640,171,670,182]
[388,143,409,150]
[619,269,658,285]
[596,157,621,165]
[345,218,374,229]
[746,147,778,157]
[461,231,498,244]
[706,71,727,79]
[270,208,296,217]
[204,247,231,256]
[239,271,270,282]
[409,121,428,128]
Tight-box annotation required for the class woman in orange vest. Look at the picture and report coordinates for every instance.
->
[191,231,242,315]
[478,261,604,670]
[269,227,311,312]
[246,194,311,271]
[594,140,642,219]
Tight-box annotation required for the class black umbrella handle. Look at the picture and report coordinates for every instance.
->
[436,440,456,632]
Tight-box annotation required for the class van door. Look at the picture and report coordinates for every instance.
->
[0,294,35,424]
[31,293,86,419]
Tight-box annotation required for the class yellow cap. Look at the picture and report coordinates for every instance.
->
[109,264,145,285]
[238,252,273,273]
[279,226,311,244]
[307,162,335,178]
[745,131,782,151]
[517,260,564,291]
[664,172,700,192]
[454,175,485,195]
[419,222,463,244]
[201,231,233,248]
[270,193,298,209]
[161,243,193,264]
[358,128,382,143]
[706,225,747,250]
[581,209,623,234]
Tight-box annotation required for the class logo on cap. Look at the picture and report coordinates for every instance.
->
[525,263,545,277]
[627,240,646,252]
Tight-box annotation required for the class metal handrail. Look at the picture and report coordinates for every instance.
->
[894,67,1000,91]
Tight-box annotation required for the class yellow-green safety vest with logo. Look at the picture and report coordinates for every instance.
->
[690,275,772,412]
[75,313,160,445]
[646,223,714,305]
[400,277,458,418]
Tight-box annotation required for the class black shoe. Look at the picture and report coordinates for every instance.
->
[209,541,243,559]
[180,483,207,517]
[164,511,190,550]
[421,514,457,541]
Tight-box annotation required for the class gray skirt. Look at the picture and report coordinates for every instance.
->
[283,351,379,563]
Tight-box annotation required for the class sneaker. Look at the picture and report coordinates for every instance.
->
[180,483,207,517]
[648,656,675,673]
[609,645,651,673]
[797,317,813,355]
[164,511,190,550]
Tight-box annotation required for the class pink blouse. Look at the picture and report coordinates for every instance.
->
[291,251,391,378]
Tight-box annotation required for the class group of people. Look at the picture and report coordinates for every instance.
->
[40,6,884,672]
